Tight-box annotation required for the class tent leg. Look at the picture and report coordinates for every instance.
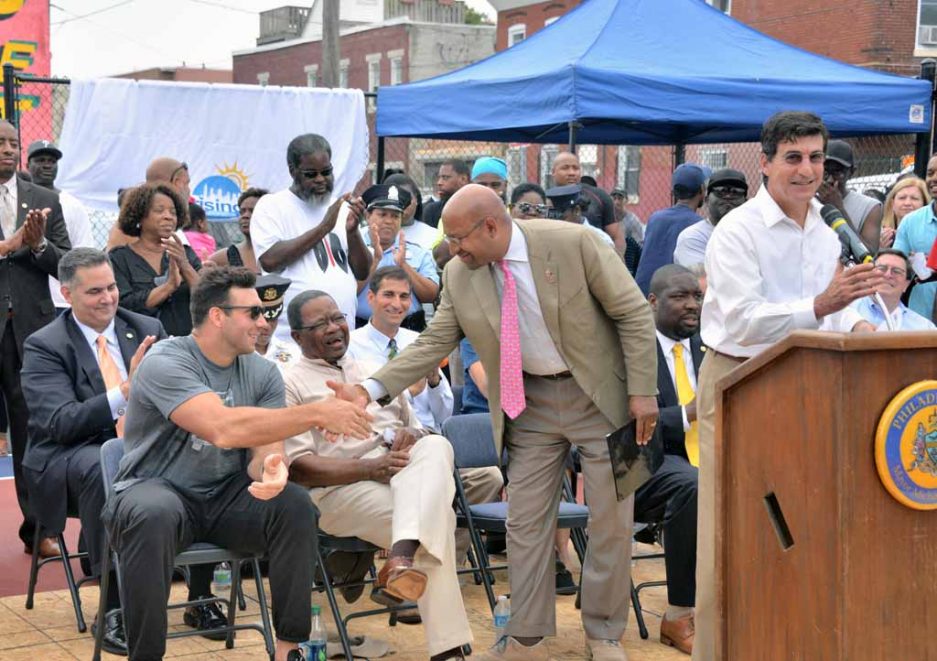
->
[568,121,579,154]
[674,143,686,168]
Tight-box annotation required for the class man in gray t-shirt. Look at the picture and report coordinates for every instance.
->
[103,266,372,661]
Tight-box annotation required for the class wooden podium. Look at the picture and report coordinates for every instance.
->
[713,330,937,661]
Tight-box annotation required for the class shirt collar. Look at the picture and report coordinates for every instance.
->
[298,354,345,373]
[366,321,397,349]
[73,315,118,349]
[755,184,823,230]
[502,221,529,264]
[656,330,690,356]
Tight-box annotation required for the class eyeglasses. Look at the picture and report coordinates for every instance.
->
[170,163,188,181]
[709,186,746,200]
[218,305,264,320]
[513,202,547,217]
[874,264,907,278]
[295,312,348,333]
[443,217,487,247]
[299,166,333,180]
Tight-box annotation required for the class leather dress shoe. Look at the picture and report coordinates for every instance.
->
[92,609,128,656]
[183,599,228,640]
[660,612,694,654]
[371,556,427,606]
[24,537,61,559]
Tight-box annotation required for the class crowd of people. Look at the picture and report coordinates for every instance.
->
[0,108,934,661]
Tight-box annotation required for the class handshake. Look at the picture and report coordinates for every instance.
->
[316,380,375,441]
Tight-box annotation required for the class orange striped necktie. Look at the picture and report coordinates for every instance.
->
[96,335,125,436]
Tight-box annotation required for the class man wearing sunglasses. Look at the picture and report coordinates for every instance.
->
[254,273,300,372]
[850,249,935,331]
[103,266,372,661]
[252,133,371,348]
[674,168,749,268]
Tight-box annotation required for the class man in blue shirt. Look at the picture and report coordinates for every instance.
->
[894,154,937,319]
[635,163,711,295]
[356,184,439,331]
[851,249,936,331]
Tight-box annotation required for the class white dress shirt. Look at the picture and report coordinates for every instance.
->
[656,330,694,431]
[349,322,453,432]
[0,176,18,245]
[701,185,865,358]
[72,316,129,420]
[50,190,95,308]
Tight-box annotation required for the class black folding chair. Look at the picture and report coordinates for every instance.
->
[24,523,92,632]
[93,438,275,661]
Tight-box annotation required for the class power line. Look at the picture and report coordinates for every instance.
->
[50,0,136,26]
[187,0,258,14]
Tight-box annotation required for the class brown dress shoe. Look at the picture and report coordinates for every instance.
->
[372,556,427,606]
[24,537,62,559]
[660,612,695,655]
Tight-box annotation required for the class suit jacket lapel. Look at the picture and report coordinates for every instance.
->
[114,315,138,369]
[690,334,704,378]
[65,315,107,394]
[471,265,501,335]
[15,179,29,230]
[656,341,678,405]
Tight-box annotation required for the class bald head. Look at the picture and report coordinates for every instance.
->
[551,152,582,186]
[441,184,512,270]
[146,157,190,201]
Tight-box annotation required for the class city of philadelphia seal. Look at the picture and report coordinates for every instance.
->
[875,380,937,510]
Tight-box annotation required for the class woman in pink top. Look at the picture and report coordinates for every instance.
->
[183,202,217,261]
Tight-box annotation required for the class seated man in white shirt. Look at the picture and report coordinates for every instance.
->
[284,290,472,661]
[348,266,503,563]
[851,249,936,331]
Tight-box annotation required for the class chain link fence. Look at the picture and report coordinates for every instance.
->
[2,71,924,246]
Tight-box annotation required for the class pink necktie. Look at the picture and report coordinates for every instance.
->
[498,260,526,419]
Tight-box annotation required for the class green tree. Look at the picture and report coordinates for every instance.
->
[464,7,492,25]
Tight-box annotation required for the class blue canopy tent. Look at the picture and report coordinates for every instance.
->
[376,0,933,145]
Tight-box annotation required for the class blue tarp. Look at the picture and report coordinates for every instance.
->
[377,0,932,144]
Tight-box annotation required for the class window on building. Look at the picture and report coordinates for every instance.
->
[367,54,382,92]
[304,64,318,88]
[919,0,937,47]
[544,16,560,27]
[508,24,526,47]
[506,145,527,185]
[257,72,270,86]
[699,148,729,171]
[616,146,641,201]
[390,56,403,86]
[339,60,349,88]
[706,0,731,13]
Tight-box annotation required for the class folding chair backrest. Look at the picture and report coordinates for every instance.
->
[442,413,499,469]
[451,385,463,416]
[99,437,125,502]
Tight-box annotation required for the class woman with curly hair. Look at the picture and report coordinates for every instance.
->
[109,183,202,336]
[881,176,930,248]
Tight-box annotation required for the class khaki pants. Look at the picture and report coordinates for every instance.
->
[504,374,634,641]
[692,352,742,661]
[312,435,472,656]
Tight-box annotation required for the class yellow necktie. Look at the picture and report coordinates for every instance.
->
[97,335,125,436]
[672,343,699,467]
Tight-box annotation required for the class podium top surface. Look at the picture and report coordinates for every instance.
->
[717,329,937,392]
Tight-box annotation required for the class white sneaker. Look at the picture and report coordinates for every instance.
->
[474,636,552,660]
[586,638,628,661]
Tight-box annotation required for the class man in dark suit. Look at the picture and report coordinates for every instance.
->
[635,264,702,656]
[0,120,71,555]
[21,248,163,654]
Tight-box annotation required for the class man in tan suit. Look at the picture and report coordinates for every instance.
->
[330,185,659,661]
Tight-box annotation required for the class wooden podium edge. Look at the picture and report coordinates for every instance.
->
[710,329,937,660]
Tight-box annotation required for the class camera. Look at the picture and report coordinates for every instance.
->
[546,207,566,220]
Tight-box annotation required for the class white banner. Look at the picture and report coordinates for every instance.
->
[56,78,370,218]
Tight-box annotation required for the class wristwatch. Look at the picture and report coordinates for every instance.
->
[31,238,47,255]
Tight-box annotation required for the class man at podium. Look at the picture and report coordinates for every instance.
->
[692,111,882,661]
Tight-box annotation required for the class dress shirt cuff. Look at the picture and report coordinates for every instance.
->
[681,406,691,432]
[839,306,868,333]
[106,386,128,421]
[363,378,389,404]
[792,297,820,329]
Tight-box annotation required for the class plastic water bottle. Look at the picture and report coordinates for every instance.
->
[211,562,232,598]
[300,605,327,661]
[493,595,510,641]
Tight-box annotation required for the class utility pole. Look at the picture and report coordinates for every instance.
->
[322,0,340,88]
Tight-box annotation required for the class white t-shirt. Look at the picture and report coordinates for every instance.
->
[50,190,95,308]
[402,220,439,252]
[251,188,357,344]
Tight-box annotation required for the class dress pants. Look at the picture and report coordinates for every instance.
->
[311,435,473,656]
[634,453,698,607]
[692,351,742,661]
[504,373,634,641]
[104,474,316,661]
[0,325,35,545]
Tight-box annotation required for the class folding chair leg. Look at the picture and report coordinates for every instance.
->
[225,562,241,649]
[237,560,247,610]
[57,535,87,632]
[631,579,649,640]
[469,524,497,612]
[24,527,41,610]
[252,559,276,660]
[92,549,113,661]
[466,547,483,586]
[316,546,354,661]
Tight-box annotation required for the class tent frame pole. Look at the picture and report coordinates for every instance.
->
[914,59,937,180]
[568,121,580,153]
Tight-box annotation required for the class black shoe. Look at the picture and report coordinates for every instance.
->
[555,560,577,596]
[183,599,228,640]
[485,533,506,555]
[92,609,128,657]
[320,550,374,604]
[286,650,304,661]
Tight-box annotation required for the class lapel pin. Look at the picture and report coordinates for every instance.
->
[125,332,134,339]
[544,269,556,284]
[20,203,26,208]
[701,345,707,352]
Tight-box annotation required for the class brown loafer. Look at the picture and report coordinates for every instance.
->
[660,612,694,655]
[24,537,62,559]
[372,556,427,606]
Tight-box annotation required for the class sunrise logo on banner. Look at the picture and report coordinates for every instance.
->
[193,162,250,220]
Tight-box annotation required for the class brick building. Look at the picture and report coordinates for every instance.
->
[113,67,233,83]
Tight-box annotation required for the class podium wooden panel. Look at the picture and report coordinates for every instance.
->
[714,330,937,661]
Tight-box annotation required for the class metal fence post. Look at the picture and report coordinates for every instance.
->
[915,59,936,179]
[2,64,16,125]
[376,136,385,182]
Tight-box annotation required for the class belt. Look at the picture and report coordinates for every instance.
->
[710,349,746,364]
[524,370,573,380]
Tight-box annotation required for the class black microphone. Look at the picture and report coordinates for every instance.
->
[820,204,872,264]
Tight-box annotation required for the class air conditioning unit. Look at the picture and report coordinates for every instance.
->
[920,25,937,46]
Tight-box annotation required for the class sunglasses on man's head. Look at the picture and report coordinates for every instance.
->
[218,305,264,320]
